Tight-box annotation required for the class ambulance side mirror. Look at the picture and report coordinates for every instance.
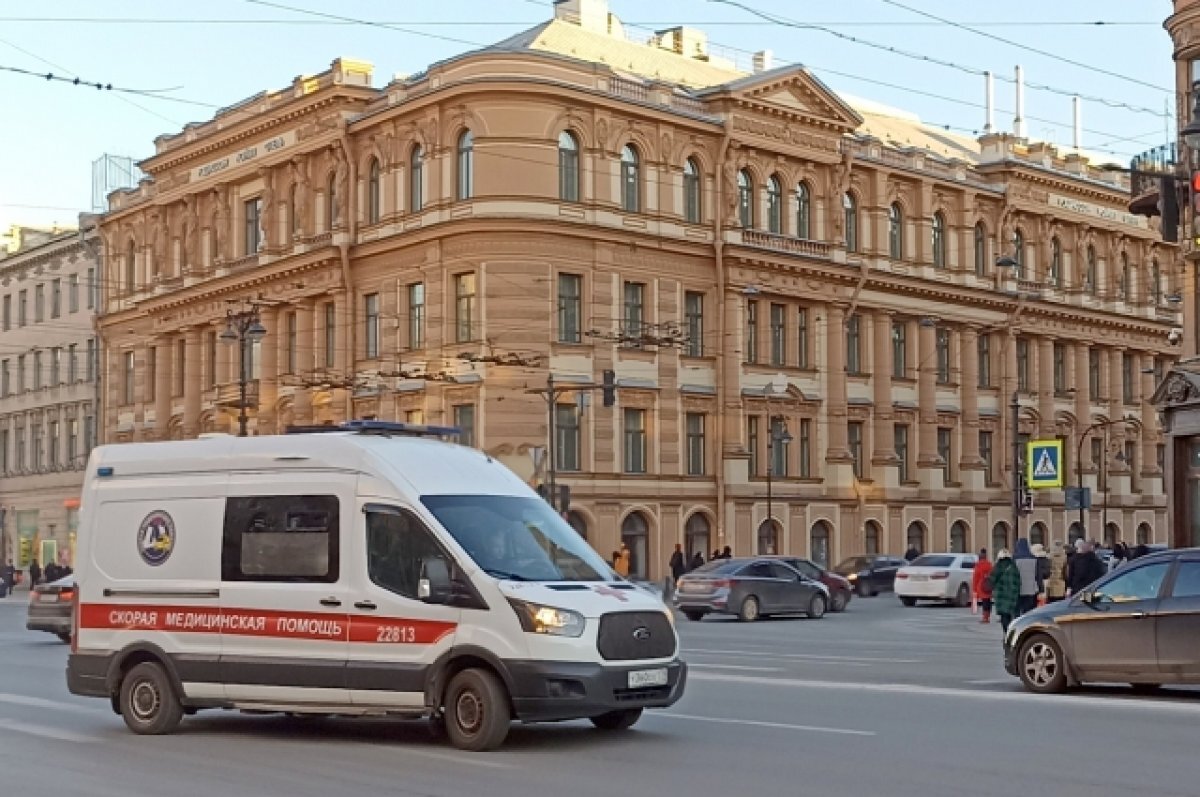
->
[418,557,452,604]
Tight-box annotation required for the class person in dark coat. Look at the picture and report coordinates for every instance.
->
[1067,540,1106,596]
[720,546,732,560]
[904,545,920,562]
[28,559,41,588]
[689,552,704,571]
[1013,539,1039,616]
[989,549,1022,633]
[669,544,686,581]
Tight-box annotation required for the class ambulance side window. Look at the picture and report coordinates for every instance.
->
[222,495,339,583]
[366,508,442,600]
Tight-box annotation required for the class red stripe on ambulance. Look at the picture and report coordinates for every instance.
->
[79,604,455,644]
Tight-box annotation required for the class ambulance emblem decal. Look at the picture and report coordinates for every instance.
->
[137,510,176,566]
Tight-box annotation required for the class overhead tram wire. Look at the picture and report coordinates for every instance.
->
[0,64,219,109]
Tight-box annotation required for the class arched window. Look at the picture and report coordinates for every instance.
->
[766,175,782,234]
[620,144,640,212]
[1119,253,1131,301]
[991,522,1009,554]
[683,157,701,223]
[685,513,711,562]
[864,520,881,555]
[1030,522,1047,547]
[1012,229,1025,278]
[409,145,424,212]
[974,222,987,276]
[1068,522,1085,544]
[906,521,925,554]
[737,169,753,228]
[1151,259,1163,305]
[810,521,831,567]
[1102,522,1120,547]
[456,130,474,200]
[950,521,967,553]
[1136,522,1151,546]
[620,511,649,579]
[843,193,858,252]
[1085,244,1097,295]
[757,518,779,556]
[288,183,299,238]
[326,173,337,230]
[888,203,904,259]
[558,131,579,202]
[1049,237,1062,286]
[566,510,588,539]
[795,182,811,239]
[366,157,381,224]
[125,240,136,293]
[931,211,946,268]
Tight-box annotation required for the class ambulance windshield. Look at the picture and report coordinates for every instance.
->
[421,495,613,582]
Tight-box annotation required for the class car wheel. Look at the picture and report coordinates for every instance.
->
[855,581,870,598]
[444,668,511,752]
[1018,635,1068,694]
[900,596,917,607]
[954,584,971,608]
[682,610,706,622]
[590,708,643,731]
[830,591,847,612]
[119,661,185,735]
[807,593,827,619]
[738,596,761,622]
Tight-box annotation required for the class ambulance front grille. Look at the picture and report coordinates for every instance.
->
[596,611,675,661]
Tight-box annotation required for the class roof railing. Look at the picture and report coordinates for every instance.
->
[284,420,462,439]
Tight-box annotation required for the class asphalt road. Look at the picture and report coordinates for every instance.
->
[1,591,1198,796]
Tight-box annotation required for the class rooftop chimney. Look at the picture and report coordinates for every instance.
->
[753,49,773,73]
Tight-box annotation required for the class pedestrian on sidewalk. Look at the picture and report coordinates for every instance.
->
[972,549,994,624]
[1031,542,1051,606]
[904,545,920,562]
[989,549,1021,633]
[28,559,41,589]
[689,551,704,571]
[1045,540,1068,603]
[1067,540,1106,596]
[1013,539,1039,616]
[669,544,686,581]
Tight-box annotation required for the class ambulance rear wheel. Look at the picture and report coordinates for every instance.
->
[119,661,184,735]
[444,668,511,752]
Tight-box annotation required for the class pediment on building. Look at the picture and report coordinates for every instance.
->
[703,65,862,135]
[1151,368,1200,408]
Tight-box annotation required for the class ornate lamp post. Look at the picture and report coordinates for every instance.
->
[220,303,267,437]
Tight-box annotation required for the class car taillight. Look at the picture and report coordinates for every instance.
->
[70,590,80,653]
[711,579,731,589]
[60,588,76,601]
[930,571,950,580]
[896,572,909,579]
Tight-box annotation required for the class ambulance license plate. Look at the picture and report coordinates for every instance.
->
[39,594,59,603]
[628,668,668,688]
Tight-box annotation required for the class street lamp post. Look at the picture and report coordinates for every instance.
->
[220,303,267,437]
[1074,417,1134,540]
[765,415,793,535]
[1010,391,1021,547]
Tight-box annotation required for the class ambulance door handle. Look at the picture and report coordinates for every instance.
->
[354,601,377,611]
[319,597,342,607]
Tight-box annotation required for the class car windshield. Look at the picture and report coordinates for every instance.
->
[910,555,955,568]
[835,556,871,573]
[421,494,612,582]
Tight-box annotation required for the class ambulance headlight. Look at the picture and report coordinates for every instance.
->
[507,599,586,638]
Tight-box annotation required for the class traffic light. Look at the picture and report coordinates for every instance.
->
[1161,176,1180,244]
[601,369,617,407]
[1190,170,1200,247]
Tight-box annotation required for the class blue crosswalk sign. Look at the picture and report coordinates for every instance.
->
[1026,439,1064,489]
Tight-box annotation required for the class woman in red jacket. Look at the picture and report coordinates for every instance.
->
[972,548,994,624]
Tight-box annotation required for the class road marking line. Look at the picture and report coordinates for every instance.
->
[0,693,101,713]
[689,672,1200,715]
[0,720,97,744]
[684,648,920,664]
[966,679,1010,685]
[654,712,875,737]
[688,664,784,672]
[395,747,513,769]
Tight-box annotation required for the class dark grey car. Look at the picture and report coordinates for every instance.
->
[1004,547,1200,694]
[26,576,75,643]
[673,557,829,622]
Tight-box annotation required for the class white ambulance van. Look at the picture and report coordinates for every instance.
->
[66,421,685,751]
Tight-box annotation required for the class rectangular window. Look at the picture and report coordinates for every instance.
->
[1122,352,1134,404]
[83,415,95,451]
[769,416,789,477]
[50,347,61,386]
[2,294,9,330]
[48,421,59,468]
[17,354,25,393]
[244,197,263,254]
[938,427,953,482]
[1017,338,1031,392]
[799,419,812,478]
[145,348,156,403]
[555,403,581,472]
[0,429,7,474]
[769,303,786,366]
[980,431,994,484]
[847,314,862,375]
[206,331,217,388]
[405,409,424,425]
[86,339,96,382]
[684,291,704,357]
[174,339,185,397]
[686,412,706,476]
[18,290,27,326]
[67,418,78,463]
[1052,342,1066,393]
[324,302,336,368]
[34,284,44,322]
[31,423,42,471]
[123,350,135,404]
[895,424,910,483]
[1092,438,1103,473]
[936,328,951,384]
[557,273,582,344]
[453,404,476,448]
[15,426,24,471]
[1089,349,1101,399]
[69,273,79,313]
[68,344,78,384]
[623,408,647,474]
[978,333,992,388]
[892,320,907,379]
[86,268,96,309]
[408,284,425,350]
[797,308,809,369]
[1125,441,1138,491]
[623,281,645,346]
[51,278,61,318]
[364,293,380,359]
[747,415,759,477]
[33,351,42,390]
[366,508,450,601]
[222,495,339,582]
[745,299,758,363]
[848,421,864,478]
[0,359,7,397]
[455,273,476,344]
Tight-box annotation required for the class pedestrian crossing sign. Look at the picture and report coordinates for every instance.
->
[1026,439,1064,489]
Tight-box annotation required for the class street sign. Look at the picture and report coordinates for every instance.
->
[1026,439,1064,489]
[1064,486,1092,511]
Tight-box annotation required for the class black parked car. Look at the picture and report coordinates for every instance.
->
[833,555,905,597]
[673,557,829,622]
[27,575,75,643]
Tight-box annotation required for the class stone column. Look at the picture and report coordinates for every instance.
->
[1138,351,1158,489]
[216,325,233,387]
[721,289,744,456]
[959,326,982,469]
[293,300,314,424]
[334,291,353,419]
[825,304,850,462]
[916,320,938,469]
[1074,342,1092,474]
[258,307,279,434]
[182,328,202,438]
[1038,337,1056,436]
[871,311,897,476]
[133,344,151,441]
[154,338,171,440]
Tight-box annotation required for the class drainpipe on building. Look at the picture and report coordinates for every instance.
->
[713,125,732,552]
[336,121,357,420]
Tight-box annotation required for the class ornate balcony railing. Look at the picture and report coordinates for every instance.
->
[740,229,832,259]
[1129,142,1177,201]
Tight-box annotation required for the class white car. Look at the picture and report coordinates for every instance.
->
[895,553,977,607]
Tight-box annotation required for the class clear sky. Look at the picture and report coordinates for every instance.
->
[0,0,1175,231]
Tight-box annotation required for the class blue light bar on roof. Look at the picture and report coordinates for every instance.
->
[340,420,462,437]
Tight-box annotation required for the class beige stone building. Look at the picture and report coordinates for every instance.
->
[97,0,1177,581]
[0,226,102,571]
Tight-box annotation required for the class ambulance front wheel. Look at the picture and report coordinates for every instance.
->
[443,668,511,752]
[119,661,184,735]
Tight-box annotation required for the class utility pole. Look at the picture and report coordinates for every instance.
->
[526,374,604,513]
[219,301,267,437]
[1010,390,1021,546]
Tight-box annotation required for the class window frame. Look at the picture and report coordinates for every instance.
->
[557,273,582,344]
[620,144,641,213]
[456,130,474,200]
[220,494,341,583]
[559,131,580,203]
[683,157,701,223]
